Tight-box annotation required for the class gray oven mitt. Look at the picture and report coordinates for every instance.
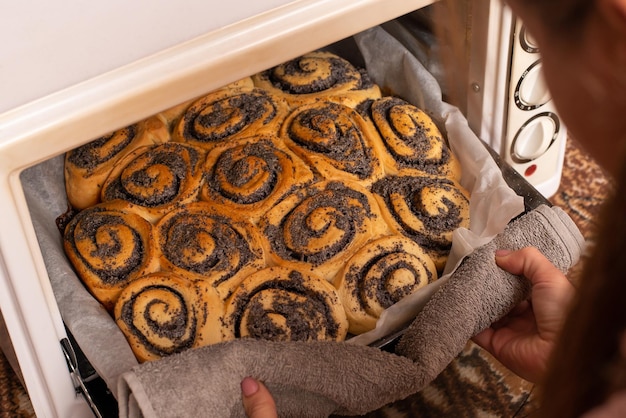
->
[117,204,585,418]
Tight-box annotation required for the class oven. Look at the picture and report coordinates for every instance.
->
[0,1,564,416]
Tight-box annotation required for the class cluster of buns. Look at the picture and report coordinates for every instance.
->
[61,50,470,362]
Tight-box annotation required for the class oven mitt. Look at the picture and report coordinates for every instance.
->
[117,204,585,418]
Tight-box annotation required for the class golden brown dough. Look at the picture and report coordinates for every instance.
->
[154,201,266,300]
[199,135,315,224]
[252,51,381,108]
[362,96,462,180]
[62,200,160,311]
[371,175,470,271]
[114,272,225,362]
[156,77,255,129]
[64,116,170,210]
[280,100,386,187]
[222,266,348,342]
[225,76,255,90]
[258,179,390,281]
[157,100,195,130]
[100,142,205,224]
[172,87,290,150]
[334,235,437,334]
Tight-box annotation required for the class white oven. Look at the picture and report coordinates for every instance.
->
[0,1,564,416]
[464,1,566,197]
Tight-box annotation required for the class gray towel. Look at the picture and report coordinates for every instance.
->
[117,205,585,418]
[395,204,585,373]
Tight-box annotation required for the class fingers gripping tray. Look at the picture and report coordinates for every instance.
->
[2,10,550,418]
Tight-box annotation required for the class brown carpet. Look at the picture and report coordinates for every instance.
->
[0,137,614,417]
[0,351,35,418]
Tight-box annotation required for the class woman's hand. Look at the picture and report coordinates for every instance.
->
[473,247,575,383]
[241,377,278,418]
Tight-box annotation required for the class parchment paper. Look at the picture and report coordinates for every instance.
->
[20,25,524,396]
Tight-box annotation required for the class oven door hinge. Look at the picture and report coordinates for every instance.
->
[60,337,103,418]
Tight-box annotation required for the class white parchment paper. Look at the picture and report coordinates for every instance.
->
[20,25,524,394]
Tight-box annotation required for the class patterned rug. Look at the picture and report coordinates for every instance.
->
[0,137,614,417]
[0,349,34,418]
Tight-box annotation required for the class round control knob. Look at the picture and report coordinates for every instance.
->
[511,112,560,163]
[520,26,539,53]
[515,60,551,110]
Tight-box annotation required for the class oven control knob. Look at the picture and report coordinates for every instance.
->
[520,26,539,53]
[511,112,560,162]
[515,61,550,110]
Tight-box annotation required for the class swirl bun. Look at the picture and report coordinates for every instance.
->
[252,51,381,108]
[259,180,389,281]
[334,235,437,334]
[64,117,170,210]
[101,142,205,223]
[172,88,289,150]
[114,272,225,362]
[157,77,255,129]
[280,101,385,186]
[226,76,255,90]
[362,97,461,180]
[154,202,266,300]
[199,135,314,223]
[223,266,348,342]
[62,200,160,310]
[371,175,470,271]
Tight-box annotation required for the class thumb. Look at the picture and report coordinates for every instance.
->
[241,377,278,418]
[494,247,566,287]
